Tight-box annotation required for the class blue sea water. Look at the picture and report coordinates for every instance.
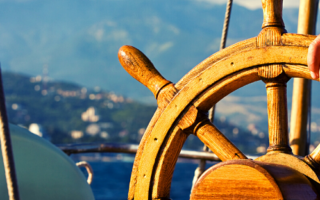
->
[76,156,216,200]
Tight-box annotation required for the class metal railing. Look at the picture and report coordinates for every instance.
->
[58,143,221,162]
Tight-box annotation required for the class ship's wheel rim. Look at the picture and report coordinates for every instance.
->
[131,33,316,200]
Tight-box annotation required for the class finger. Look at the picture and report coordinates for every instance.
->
[307,34,320,79]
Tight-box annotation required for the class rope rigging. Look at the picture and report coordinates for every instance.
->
[191,0,233,190]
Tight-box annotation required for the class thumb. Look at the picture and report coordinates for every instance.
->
[308,34,320,79]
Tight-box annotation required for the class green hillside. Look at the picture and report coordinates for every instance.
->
[0,0,306,100]
[2,71,268,154]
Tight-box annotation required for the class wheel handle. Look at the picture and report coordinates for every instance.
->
[118,45,171,99]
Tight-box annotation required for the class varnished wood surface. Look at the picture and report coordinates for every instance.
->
[118,45,171,99]
[156,83,178,110]
[265,81,291,153]
[256,3,291,154]
[177,105,246,161]
[195,68,260,110]
[151,127,187,199]
[290,0,318,156]
[256,153,320,184]
[118,46,180,199]
[257,27,283,47]
[130,43,315,200]
[175,37,257,90]
[261,0,284,28]
[261,161,319,199]
[191,159,319,199]
[306,144,320,171]
[193,118,246,161]
[290,77,310,155]
[297,0,318,35]
[120,9,319,198]
[128,108,163,200]
[191,160,283,200]
[176,33,315,93]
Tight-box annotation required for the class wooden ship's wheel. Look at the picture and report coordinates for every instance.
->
[118,0,320,199]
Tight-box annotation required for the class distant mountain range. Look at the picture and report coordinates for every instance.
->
[0,0,313,99]
[2,71,269,154]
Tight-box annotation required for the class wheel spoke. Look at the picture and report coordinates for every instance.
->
[262,66,292,153]
[304,144,320,170]
[176,105,246,161]
[123,36,315,199]
[193,117,247,161]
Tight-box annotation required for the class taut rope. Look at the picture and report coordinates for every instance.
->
[191,0,233,190]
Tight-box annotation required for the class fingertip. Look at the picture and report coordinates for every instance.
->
[310,71,316,79]
[310,71,319,79]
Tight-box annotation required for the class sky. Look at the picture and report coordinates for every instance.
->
[0,0,302,10]
[196,0,300,10]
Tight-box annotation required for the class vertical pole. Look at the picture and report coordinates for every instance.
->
[290,0,318,156]
[0,68,20,200]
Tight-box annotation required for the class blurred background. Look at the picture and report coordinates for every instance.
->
[1,0,320,199]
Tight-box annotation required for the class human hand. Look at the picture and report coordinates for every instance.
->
[308,34,320,79]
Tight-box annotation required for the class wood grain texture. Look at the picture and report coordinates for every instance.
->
[118,45,171,99]
[260,161,319,199]
[133,47,310,199]
[195,68,260,110]
[128,108,163,200]
[258,64,284,79]
[285,63,320,169]
[119,45,179,110]
[129,34,317,199]
[176,105,201,132]
[156,83,178,110]
[257,27,283,47]
[124,1,320,198]
[175,38,257,90]
[176,33,314,94]
[191,159,320,199]
[119,45,179,199]
[193,118,246,161]
[265,81,292,153]
[176,33,315,92]
[284,64,314,79]
[256,10,291,154]
[191,161,283,199]
[128,86,178,199]
[256,153,320,184]
[306,144,320,171]
[290,77,310,156]
[297,0,319,35]
[282,33,315,47]
[289,0,318,157]
[177,105,246,161]
[151,127,188,199]
[151,104,245,198]
[261,0,284,28]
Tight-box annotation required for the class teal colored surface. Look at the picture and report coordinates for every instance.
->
[0,124,95,200]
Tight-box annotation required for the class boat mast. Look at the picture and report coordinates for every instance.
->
[290,0,319,156]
